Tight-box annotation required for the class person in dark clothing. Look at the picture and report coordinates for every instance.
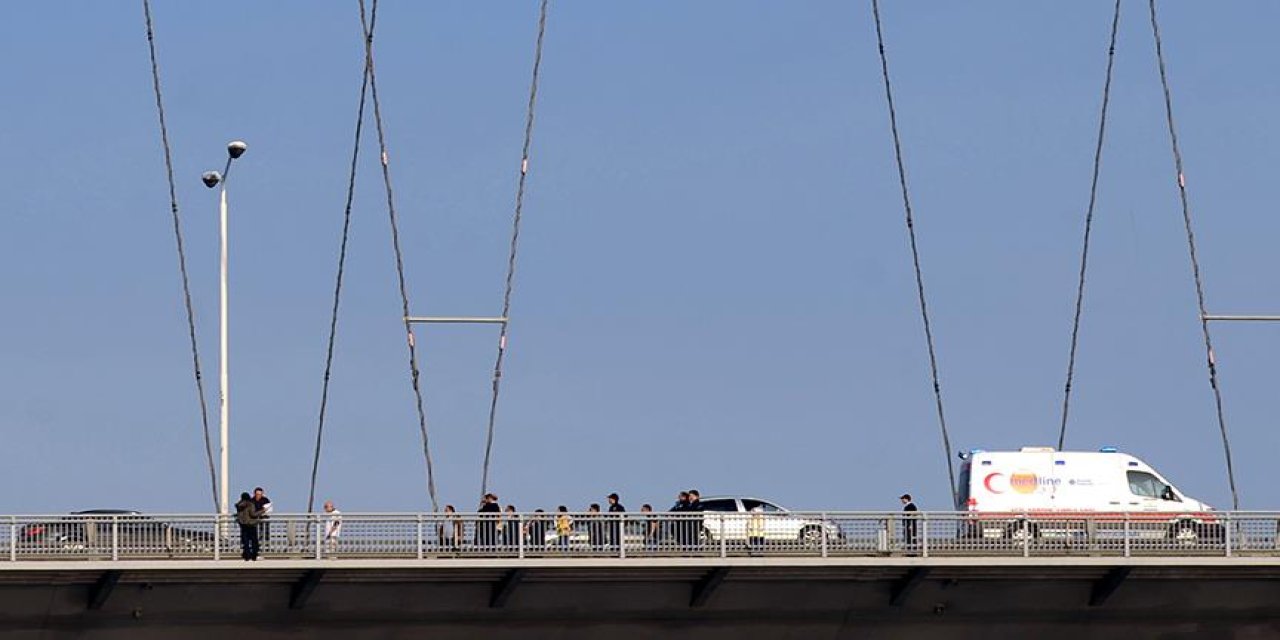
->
[586,503,605,550]
[478,493,501,547]
[606,493,626,548]
[900,493,919,550]
[668,491,690,546]
[686,489,705,547]
[234,492,262,561]
[251,487,272,550]
[503,504,521,550]
[527,509,549,551]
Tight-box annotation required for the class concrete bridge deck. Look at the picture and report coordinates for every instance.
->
[4,555,1278,639]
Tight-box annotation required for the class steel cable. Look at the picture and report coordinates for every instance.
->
[479,0,550,498]
[306,37,372,515]
[871,0,958,506]
[1057,0,1122,450]
[358,0,440,512]
[1147,0,1239,509]
[143,0,219,512]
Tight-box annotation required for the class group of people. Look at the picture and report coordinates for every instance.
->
[233,487,341,561]
[434,489,710,550]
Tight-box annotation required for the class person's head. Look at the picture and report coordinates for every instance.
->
[445,504,456,513]
[253,487,265,498]
[607,493,619,505]
[557,505,567,513]
[641,504,653,513]
[505,505,516,513]
[323,500,335,513]
[688,489,700,501]
[535,509,546,514]
[900,494,912,504]
[588,503,600,513]
[677,491,689,502]
[240,492,251,501]
[484,493,498,503]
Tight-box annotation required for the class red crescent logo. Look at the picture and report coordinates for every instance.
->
[983,472,1005,494]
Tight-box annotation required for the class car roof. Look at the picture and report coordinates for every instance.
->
[701,496,783,505]
[71,509,142,515]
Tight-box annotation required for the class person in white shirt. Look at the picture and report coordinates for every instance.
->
[323,501,342,555]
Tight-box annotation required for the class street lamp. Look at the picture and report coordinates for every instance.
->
[202,140,247,519]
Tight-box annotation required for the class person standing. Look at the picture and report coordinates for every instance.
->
[323,500,342,555]
[640,504,659,550]
[235,492,262,561]
[478,493,501,547]
[668,491,689,546]
[900,493,919,550]
[251,487,273,551]
[686,489,705,547]
[503,504,521,551]
[586,503,605,550]
[440,505,462,552]
[555,506,573,551]
[606,493,626,549]
[527,509,549,551]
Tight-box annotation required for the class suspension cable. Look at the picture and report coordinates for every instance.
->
[1147,0,1239,509]
[143,0,219,512]
[306,37,371,515]
[359,0,440,511]
[479,0,550,498]
[870,0,957,506]
[1057,0,1122,450]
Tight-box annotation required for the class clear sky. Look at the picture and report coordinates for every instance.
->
[2,1,1278,515]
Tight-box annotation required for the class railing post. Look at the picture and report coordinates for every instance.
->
[1224,512,1233,558]
[314,514,323,560]
[1123,513,1131,558]
[417,514,425,560]
[213,514,221,561]
[719,515,727,559]
[111,515,119,562]
[1021,518,1029,558]
[617,515,625,559]
[921,514,929,558]
[820,512,829,558]
[518,514,526,560]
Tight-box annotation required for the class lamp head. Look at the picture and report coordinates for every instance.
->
[227,140,248,159]
[201,171,222,188]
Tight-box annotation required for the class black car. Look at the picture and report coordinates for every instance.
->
[18,510,217,554]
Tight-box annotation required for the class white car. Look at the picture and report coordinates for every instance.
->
[695,496,841,547]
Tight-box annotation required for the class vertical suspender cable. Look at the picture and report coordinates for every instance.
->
[1057,0,1122,450]
[1147,0,1239,509]
[142,0,219,512]
[359,0,440,511]
[870,0,958,506]
[479,0,550,498]
[306,41,371,515]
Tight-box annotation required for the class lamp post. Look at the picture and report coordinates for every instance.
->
[202,140,248,519]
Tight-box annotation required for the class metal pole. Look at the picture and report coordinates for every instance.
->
[219,178,230,520]
[1202,315,1280,322]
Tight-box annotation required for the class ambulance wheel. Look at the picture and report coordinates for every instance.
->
[799,526,824,548]
[1005,521,1040,542]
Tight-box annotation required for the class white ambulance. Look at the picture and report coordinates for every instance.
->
[957,446,1219,543]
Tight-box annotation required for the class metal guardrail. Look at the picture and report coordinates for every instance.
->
[3,511,1278,562]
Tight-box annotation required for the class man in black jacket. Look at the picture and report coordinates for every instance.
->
[668,491,690,546]
[900,493,919,550]
[606,493,626,548]
[685,489,705,548]
[478,493,501,547]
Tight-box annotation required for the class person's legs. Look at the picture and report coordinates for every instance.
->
[247,526,260,560]
[239,525,252,560]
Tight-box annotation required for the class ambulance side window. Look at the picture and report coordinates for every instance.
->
[1126,471,1161,498]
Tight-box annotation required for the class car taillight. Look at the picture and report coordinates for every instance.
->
[21,525,45,538]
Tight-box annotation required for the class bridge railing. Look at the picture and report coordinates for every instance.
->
[4,511,1278,561]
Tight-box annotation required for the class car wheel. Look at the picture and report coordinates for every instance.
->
[799,526,823,548]
[1170,521,1200,546]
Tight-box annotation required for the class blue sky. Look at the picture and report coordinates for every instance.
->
[2,1,1278,515]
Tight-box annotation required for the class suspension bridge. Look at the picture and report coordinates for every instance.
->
[7,0,1280,637]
